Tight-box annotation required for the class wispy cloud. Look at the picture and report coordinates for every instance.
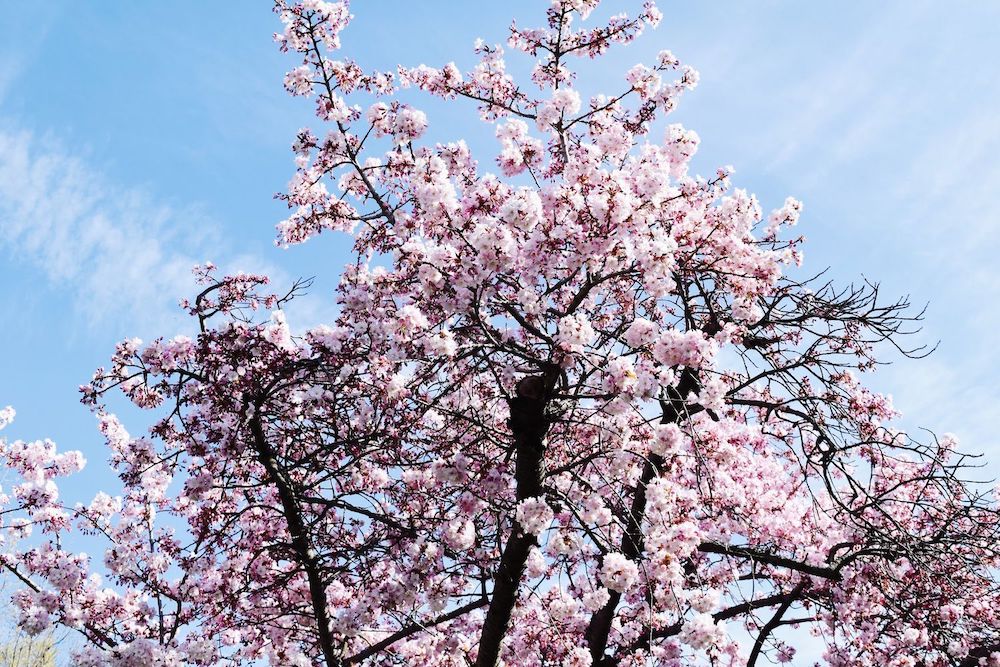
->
[0,126,323,339]
[0,127,216,334]
[756,6,932,178]
[877,106,1000,462]
[0,125,338,340]
[698,0,1000,467]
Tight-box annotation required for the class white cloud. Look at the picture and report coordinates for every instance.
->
[0,127,339,339]
[0,127,219,334]
[696,0,1000,474]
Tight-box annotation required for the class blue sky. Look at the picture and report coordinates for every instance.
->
[1,0,999,661]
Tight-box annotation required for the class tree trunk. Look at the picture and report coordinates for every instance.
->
[475,376,550,667]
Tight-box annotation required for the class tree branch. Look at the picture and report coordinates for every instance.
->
[250,409,341,667]
[474,374,553,667]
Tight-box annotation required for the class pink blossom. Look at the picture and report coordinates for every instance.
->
[515,497,553,536]
[599,552,638,593]
[680,612,726,650]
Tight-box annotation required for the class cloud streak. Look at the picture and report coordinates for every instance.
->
[0,127,337,339]
[0,127,223,334]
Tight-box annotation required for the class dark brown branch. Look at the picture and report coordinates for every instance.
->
[2,563,117,651]
[958,642,1000,667]
[697,543,842,581]
[474,374,553,667]
[586,368,700,664]
[611,589,808,664]
[250,410,341,667]
[346,598,489,665]
[746,582,805,667]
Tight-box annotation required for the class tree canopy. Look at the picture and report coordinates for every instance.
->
[1,1,998,666]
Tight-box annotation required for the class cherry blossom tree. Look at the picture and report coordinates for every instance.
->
[2,1,1000,666]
